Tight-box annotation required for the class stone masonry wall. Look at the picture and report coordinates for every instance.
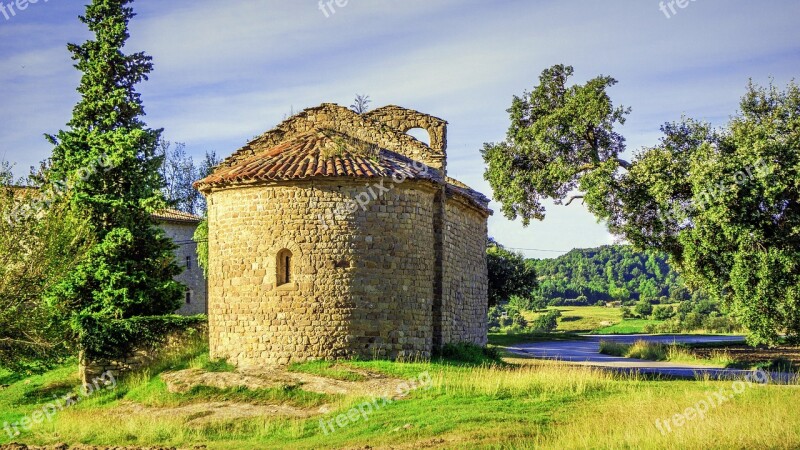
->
[441,197,490,345]
[364,105,448,172]
[206,179,437,367]
[80,323,207,383]
[222,104,447,174]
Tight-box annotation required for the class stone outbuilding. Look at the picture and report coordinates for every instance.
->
[152,209,208,316]
[195,103,492,366]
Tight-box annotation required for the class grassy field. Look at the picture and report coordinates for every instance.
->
[522,306,663,334]
[522,306,621,333]
[1,344,800,449]
[599,340,737,367]
[594,318,664,334]
[600,340,800,372]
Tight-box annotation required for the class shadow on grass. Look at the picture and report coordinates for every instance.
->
[488,332,586,347]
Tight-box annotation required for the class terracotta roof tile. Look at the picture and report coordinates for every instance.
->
[195,129,439,188]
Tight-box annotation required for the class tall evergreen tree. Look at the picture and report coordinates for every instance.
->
[46,0,183,365]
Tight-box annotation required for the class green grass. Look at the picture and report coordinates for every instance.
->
[0,367,21,386]
[599,340,736,367]
[523,306,668,334]
[4,357,799,449]
[180,385,330,408]
[488,331,585,346]
[594,319,663,334]
[190,353,237,373]
[523,306,625,333]
[2,342,800,449]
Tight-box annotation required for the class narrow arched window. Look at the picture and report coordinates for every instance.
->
[277,249,293,286]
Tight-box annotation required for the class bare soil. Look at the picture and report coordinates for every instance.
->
[161,366,412,398]
[99,366,417,426]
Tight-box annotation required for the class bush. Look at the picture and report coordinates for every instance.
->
[0,191,92,371]
[530,296,550,311]
[756,357,794,373]
[653,320,682,334]
[507,295,534,314]
[626,340,668,360]
[652,305,676,321]
[682,312,704,330]
[531,310,561,332]
[620,306,635,319]
[677,301,693,317]
[598,340,630,357]
[634,300,654,318]
[488,305,527,333]
[703,315,741,333]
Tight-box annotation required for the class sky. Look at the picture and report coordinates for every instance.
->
[1,0,798,258]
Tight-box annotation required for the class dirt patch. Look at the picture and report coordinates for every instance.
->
[691,344,800,370]
[161,367,413,399]
[141,366,418,424]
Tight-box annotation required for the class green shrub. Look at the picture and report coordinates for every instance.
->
[652,305,676,321]
[634,300,654,318]
[601,340,669,361]
[626,341,668,360]
[507,295,534,313]
[598,340,630,357]
[488,304,528,333]
[703,315,741,333]
[531,310,561,332]
[620,306,635,319]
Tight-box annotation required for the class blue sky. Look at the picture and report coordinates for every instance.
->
[1,0,798,258]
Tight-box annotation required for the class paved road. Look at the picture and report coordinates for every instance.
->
[506,334,793,382]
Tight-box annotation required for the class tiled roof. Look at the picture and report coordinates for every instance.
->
[151,208,203,223]
[195,129,440,188]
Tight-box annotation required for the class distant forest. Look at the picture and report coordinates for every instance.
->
[531,245,695,304]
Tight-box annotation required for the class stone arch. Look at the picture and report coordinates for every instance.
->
[405,127,432,147]
[363,105,448,174]
[276,248,293,286]
[265,240,306,288]
[364,105,448,155]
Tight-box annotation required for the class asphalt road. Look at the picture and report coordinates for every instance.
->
[506,334,794,382]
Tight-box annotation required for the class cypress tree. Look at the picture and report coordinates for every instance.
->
[46,0,183,371]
